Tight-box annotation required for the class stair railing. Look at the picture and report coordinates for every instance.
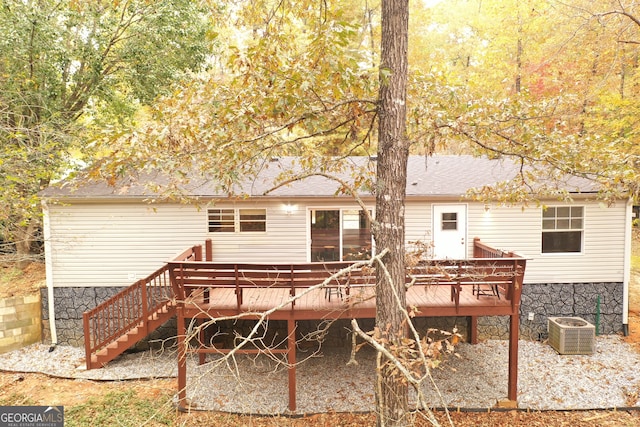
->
[83,264,174,369]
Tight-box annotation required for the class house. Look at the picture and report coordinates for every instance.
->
[40,155,633,346]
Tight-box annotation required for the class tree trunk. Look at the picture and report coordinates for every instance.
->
[14,220,37,269]
[375,1,410,426]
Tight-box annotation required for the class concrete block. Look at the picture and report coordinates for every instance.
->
[0,312,18,323]
[0,306,16,316]
[0,295,42,354]
[22,294,40,305]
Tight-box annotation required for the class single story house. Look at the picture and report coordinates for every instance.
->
[40,155,633,345]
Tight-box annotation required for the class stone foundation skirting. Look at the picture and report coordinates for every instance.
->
[518,282,624,339]
[42,281,624,347]
[41,286,177,349]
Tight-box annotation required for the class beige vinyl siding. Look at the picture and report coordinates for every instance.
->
[46,202,205,288]
[465,201,626,283]
[206,200,308,263]
[404,202,433,249]
[47,196,626,288]
[47,199,315,287]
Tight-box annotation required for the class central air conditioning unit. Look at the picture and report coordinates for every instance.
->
[547,316,595,355]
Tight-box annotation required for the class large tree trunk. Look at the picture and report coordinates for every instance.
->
[375,1,410,426]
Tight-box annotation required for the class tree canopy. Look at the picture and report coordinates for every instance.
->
[0,0,213,261]
[90,0,640,208]
[407,0,639,203]
[93,0,380,193]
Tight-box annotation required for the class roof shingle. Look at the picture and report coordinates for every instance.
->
[41,155,599,199]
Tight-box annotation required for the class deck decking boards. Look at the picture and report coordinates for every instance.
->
[164,239,526,412]
[181,283,513,321]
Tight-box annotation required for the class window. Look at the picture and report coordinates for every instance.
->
[207,208,266,233]
[239,209,266,232]
[542,206,583,253]
[342,210,372,261]
[310,210,340,262]
[207,209,235,232]
[441,212,458,230]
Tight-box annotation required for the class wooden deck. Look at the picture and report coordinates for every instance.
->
[168,238,526,412]
[82,238,525,413]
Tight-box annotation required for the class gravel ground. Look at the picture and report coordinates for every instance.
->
[1,336,639,414]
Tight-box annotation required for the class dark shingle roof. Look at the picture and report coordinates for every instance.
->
[41,155,600,200]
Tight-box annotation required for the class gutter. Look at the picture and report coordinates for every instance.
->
[41,201,58,349]
[623,198,633,336]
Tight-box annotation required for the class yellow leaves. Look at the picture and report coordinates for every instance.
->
[451,334,460,346]
[408,305,418,318]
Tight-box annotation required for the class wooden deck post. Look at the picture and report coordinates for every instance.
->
[473,237,481,257]
[508,312,519,402]
[287,317,297,412]
[177,308,188,411]
[469,316,478,344]
[198,319,206,365]
[508,258,525,402]
[205,239,213,261]
[139,280,149,336]
[82,312,93,370]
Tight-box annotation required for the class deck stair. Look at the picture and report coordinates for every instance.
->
[83,265,176,369]
[87,302,175,368]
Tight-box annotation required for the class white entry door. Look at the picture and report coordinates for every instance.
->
[432,204,467,259]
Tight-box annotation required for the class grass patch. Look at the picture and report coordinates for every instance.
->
[0,266,22,286]
[0,393,37,406]
[64,389,175,427]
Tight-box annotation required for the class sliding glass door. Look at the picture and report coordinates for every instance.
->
[310,210,340,262]
[310,209,371,262]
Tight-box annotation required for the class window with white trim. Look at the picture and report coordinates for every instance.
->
[207,209,235,232]
[239,209,266,232]
[541,206,583,253]
[207,208,266,232]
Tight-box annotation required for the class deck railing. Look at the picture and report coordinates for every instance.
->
[83,237,525,368]
[168,238,526,313]
[473,237,514,258]
[83,264,173,368]
[168,259,376,305]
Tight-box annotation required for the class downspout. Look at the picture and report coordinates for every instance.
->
[622,198,632,336]
[42,201,58,349]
